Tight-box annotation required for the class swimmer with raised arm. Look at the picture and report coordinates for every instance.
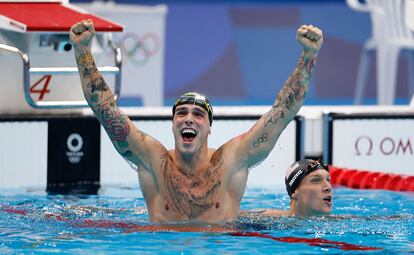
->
[70,20,323,224]
[241,159,332,217]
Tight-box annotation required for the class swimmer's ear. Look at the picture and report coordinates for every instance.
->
[208,125,211,135]
[291,192,297,200]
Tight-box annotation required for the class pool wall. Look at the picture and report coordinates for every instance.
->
[0,107,302,190]
[1,105,413,191]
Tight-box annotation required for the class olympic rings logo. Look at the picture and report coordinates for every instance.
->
[119,32,161,67]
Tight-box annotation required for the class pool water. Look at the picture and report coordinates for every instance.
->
[1,186,413,254]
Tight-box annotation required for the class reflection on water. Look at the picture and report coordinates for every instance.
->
[1,187,413,254]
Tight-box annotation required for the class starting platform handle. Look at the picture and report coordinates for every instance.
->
[0,41,122,109]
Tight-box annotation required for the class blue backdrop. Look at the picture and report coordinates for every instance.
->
[73,0,413,106]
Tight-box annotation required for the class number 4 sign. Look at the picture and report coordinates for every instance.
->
[30,75,51,100]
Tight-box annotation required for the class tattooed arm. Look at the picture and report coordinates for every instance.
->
[69,20,167,170]
[232,25,323,169]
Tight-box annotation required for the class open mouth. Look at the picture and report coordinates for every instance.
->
[181,128,197,142]
[323,195,332,205]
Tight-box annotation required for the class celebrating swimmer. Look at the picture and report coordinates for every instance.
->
[70,19,323,224]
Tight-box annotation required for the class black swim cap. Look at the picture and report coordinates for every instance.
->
[285,159,329,197]
[172,92,213,125]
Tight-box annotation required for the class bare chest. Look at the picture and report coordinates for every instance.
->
[158,152,225,220]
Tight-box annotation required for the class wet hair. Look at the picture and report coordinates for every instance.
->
[172,92,213,126]
[285,159,329,197]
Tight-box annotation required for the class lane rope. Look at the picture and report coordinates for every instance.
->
[329,166,414,191]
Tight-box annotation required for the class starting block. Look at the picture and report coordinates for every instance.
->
[0,0,123,114]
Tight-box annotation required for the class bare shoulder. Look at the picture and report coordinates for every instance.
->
[209,147,221,162]
[123,125,169,172]
[209,145,248,179]
[210,141,243,166]
[263,209,291,217]
[240,209,291,217]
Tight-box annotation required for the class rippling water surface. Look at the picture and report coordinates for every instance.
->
[1,186,413,254]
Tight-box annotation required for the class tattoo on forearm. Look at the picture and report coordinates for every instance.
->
[99,101,132,157]
[264,97,284,127]
[160,148,223,219]
[76,51,94,67]
[76,51,132,158]
[253,133,268,147]
[263,54,316,128]
[304,56,317,73]
[76,53,109,97]
[87,76,109,94]
[82,66,98,78]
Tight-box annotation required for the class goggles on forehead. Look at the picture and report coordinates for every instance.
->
[306,159,329,173]
[285,159,329,197]
[172,92,213,125]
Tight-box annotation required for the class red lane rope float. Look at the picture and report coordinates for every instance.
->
[397,176,414,191]
[329,166,414,191]
[2,206,382,251]
[360,172,382,189]
[230,232,382,251]
[1,206,27,215]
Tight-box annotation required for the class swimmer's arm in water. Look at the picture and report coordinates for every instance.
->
[230,25,323,169]
[70,20,167,171]
[239,209,291,217]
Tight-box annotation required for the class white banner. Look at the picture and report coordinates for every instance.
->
[0,122,48,189]
[331,118,414,175]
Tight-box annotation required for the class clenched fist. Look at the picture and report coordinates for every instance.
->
[69,19,96,53]
[296,25,323,55]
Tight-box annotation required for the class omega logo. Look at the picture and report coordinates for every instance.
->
[355,136,413,156]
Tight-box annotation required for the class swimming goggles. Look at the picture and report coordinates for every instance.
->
[172,92,213,125]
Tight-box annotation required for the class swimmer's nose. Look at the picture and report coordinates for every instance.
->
[185,119,193,125]
[323,182,332,193]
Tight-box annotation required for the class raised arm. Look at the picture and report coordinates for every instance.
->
[234,25,323,169]
[69,19,166,170]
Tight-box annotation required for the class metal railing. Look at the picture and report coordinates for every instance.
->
[0,41,122,109]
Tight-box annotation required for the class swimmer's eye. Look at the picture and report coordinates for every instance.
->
[192,109,206,117]
[310,176,322,184]
[175,109,188,116]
